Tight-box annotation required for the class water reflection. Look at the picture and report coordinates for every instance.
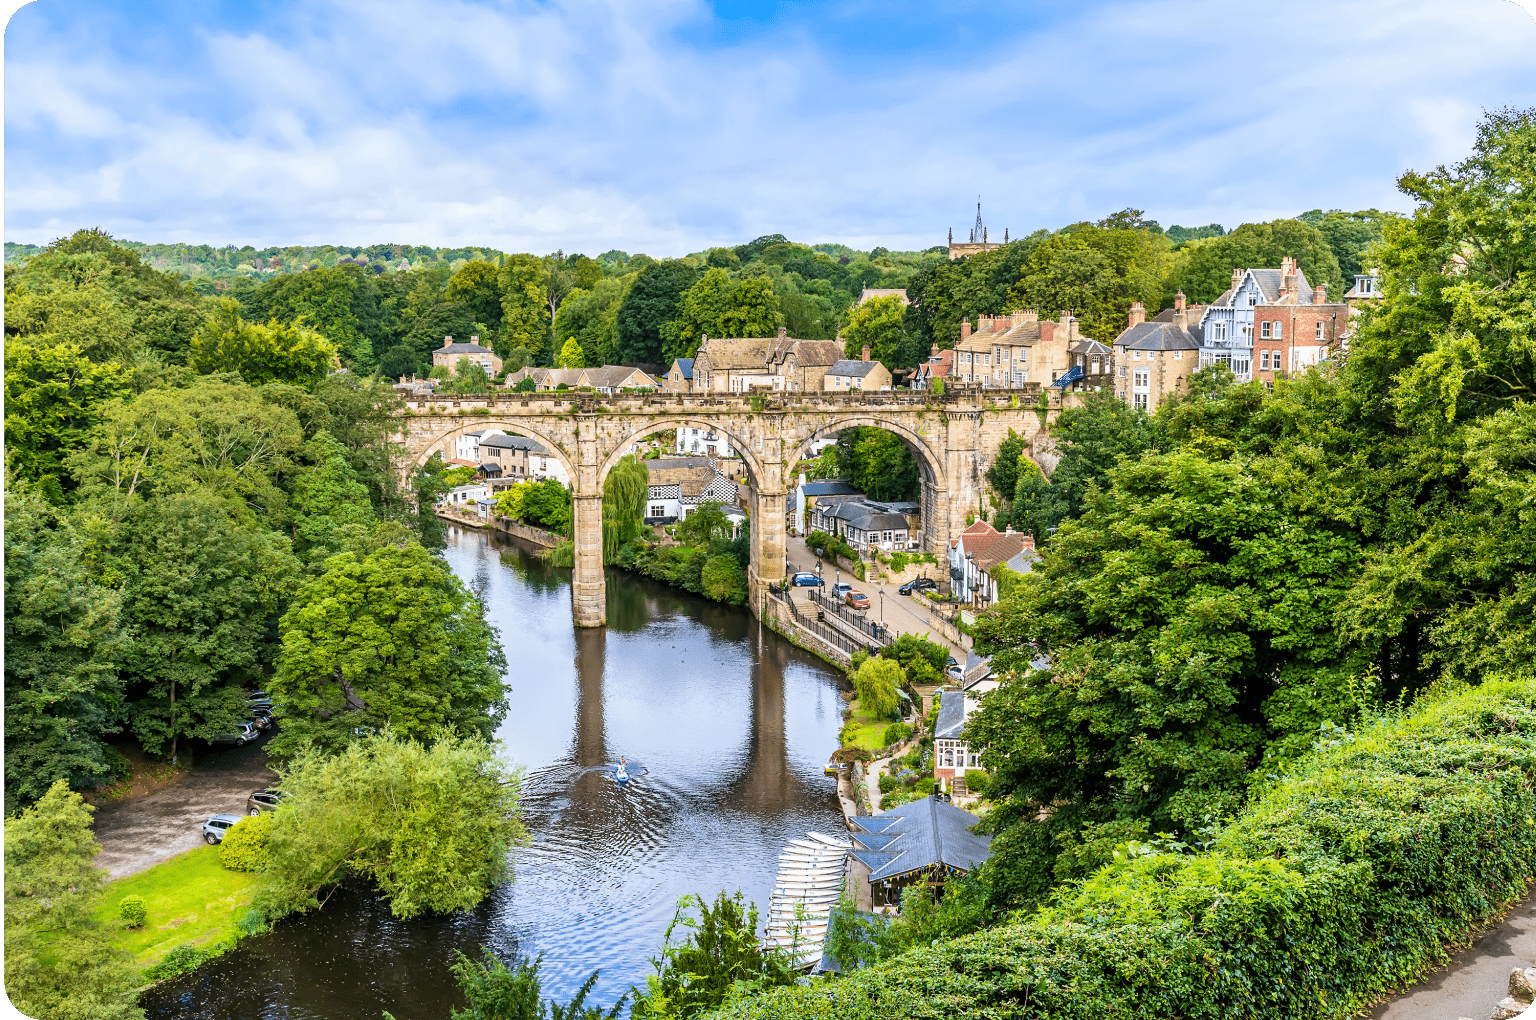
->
[142,526,846,1019]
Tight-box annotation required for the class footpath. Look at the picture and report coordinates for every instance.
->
[1370,890,1536,1020]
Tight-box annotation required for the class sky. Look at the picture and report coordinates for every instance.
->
[5,0,1536,256]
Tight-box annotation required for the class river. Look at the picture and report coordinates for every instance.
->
[142,525,848,1019]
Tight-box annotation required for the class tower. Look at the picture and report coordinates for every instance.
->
[973,201,984,245]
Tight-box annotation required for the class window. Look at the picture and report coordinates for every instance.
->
[1316,321,1325,341]
[1134,370,1149,388]
[1261,321,1271,339]
[1173,351,1182,360]
[1133,392,1148,410]
[649,504,665,518]
[1260,351,1270,370]
[1248,296,1257,306]
[1133,350,1142,360]
[1274,321,1283,340]
[1214,322,1227,341]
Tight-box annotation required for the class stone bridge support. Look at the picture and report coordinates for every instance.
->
[397,388,1057,629]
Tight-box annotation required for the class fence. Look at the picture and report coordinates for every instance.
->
[807,589,893,647]
[767,589,873,659]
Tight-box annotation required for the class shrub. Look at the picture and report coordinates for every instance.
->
[219,812,273,872]
[912,777,936,797]
[878,773,897,795]
[715,676,1536,1020]
[962,769,991,797]
[118,895,146,929]
[882,722,912,747]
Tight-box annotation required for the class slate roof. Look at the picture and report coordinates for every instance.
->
[827,359,882,378]
[1069,339,1113,356]
[934,689,967,740]
[850,796,992,882]
[438,340,495,355]
[800,480,863,497]
[584,365,657,389]
[1209,268,1319,310]
[480,434,551,455]
[696,338,778,370]
[855,288,909,307]
[1114,320,1202,351]
[671,358,695,379]
[822,500,911,532]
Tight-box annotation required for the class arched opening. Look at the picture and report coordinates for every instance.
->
[410,419,579,486]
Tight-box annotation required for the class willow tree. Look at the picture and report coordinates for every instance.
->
[603,454,649,561]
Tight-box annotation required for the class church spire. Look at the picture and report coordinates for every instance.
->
[974,200,984,246]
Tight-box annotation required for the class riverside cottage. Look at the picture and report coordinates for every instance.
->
[845,796,993,910]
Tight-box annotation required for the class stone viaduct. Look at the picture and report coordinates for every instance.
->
[396,387,1057,627]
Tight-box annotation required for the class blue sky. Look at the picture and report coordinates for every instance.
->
[5,0,1535,255]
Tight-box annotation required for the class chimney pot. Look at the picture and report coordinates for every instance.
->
[961,319,972,341]
[931,344,939,357]
[862,345,871,362]
[1313,285,1328,305]
[1231,268,1244,290]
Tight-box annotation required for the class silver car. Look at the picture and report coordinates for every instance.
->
[202,814,241,845]
[212,722,260,747]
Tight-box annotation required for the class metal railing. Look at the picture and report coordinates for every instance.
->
[768,589,871,657]
[806,589,893,646]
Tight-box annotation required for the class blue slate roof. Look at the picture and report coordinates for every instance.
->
[802,480,862,496]
[673,357,695,379]
[851,796,991,883]
[934,689,967,740]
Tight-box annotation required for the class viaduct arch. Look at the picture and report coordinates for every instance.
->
[398,388,1057,627]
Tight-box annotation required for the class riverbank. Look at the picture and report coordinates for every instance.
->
[99,845,260,979]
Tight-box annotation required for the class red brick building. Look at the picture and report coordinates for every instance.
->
[1251,257,1349,387]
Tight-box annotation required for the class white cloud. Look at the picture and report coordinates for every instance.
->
[5,0,1535,252]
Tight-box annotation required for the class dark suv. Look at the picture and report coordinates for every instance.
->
[899,577,938,596]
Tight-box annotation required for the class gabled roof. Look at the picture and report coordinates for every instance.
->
[855,288,909,307]
[1069,339,1112,355]
[695,338,778,371]
[965,530,1033,572]
[850,796,991,882]
[1114,321,1202,351]
[670,358,695,379]
[774,340,844,368]
[1208,267,1319,310]
[826,359,882,378]
[479,434,550,454]
[583,365,657,388]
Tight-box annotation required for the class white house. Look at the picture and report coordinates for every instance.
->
[949,521,1036,604]
[676,426,736,458]
[441,482,491,507]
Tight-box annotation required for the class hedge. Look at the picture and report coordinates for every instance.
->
[713,675,1536,1020]
[220,813,273,872]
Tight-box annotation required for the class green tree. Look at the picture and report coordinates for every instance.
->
[402,302,480,368]
[429,948,622,1020]
[852,656,903,719]
[552,278,629,368]
[1167,218,1344,303]
[617,260,702,364]
[835,428,919,502]
[842,293,910,368]
[499,254,551,364]
[450,359,493,393]
[5,781,144,1020]
[5,489,125,807]
[4,340,130,503]
[116,490,302,761]
[558,337,587,369]
[189,300,340,386]
[1297,208,1397,281]
[1044,388,1162,520]
[603,454,648,561]
[631,891,798,1019]
[446,260,506,335]
[271,541,508,743]
[247,265,375,370]
[701,555,746,604]
[257,735,524,919]
[676,500,732,546]
[984,429,1029,504]
[290,430,377,565]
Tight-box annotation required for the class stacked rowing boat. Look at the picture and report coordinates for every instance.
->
[763,830,852,971]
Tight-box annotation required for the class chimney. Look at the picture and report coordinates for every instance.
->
[1231,268,1244,290]
[1313,284,1328,305]
[961,319,972,341]
[1280,256,1296,277]
[778,327,787,340]
[1022,534,1035,551]
[1174,291,1186,312]
[470,335,479,344]
[1128,302,1146,327]
[931,344,939,358]
[1038,320,1054,345]
[994,316,1008,335]
[862,344,871,362]
[443,336,453,348]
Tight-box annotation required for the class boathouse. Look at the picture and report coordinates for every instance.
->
[845,796,991,910]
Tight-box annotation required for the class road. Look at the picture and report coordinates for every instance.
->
[91,737,279,878]
[783,535,970,662]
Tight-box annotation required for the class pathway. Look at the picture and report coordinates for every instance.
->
[1370,890,1536,1020]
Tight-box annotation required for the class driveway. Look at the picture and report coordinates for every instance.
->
[92,738,279,878]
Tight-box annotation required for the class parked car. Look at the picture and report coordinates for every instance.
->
[202,814,241,845]
[831,582,854,598]
[946,664,964,681]
[790,572,824,587]
[246,789,286,815]
[212,722,261,747]
[844,590,870,610]
[946,656,959,669]
[899,577,937,596]
[248,709,273,731]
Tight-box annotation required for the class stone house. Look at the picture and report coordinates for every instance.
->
[675,425,736,458]
[823,347,893,392]
[643,457,742,524]
[933,689,985,792]
[765,337,844,392]
[814,499,920,552]
[503,365,656,393]
[432,336,502,377]
[477,434,569,487]
[662,357,694,392]
[1110,297,1203,410]
[792,475,863,535]
[952,311,1076,389]
[909,346,954,390]
[692,335,780,392]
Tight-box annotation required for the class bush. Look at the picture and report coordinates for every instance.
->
[962,769,991,797]
[219,812,273,872]
[882,722,912,747]
[877,773,897,795]
[118,895,146,929]
[912,777,935,797]
[716,676,1536,1020]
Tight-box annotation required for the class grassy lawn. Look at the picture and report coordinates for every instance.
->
[94,845,259,969]
[841,698,891,752]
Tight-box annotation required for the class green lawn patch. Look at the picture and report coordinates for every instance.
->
[95,845,259,970]
[840,698,889,752]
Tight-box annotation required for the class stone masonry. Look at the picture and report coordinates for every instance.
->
[395,388,1055,627]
